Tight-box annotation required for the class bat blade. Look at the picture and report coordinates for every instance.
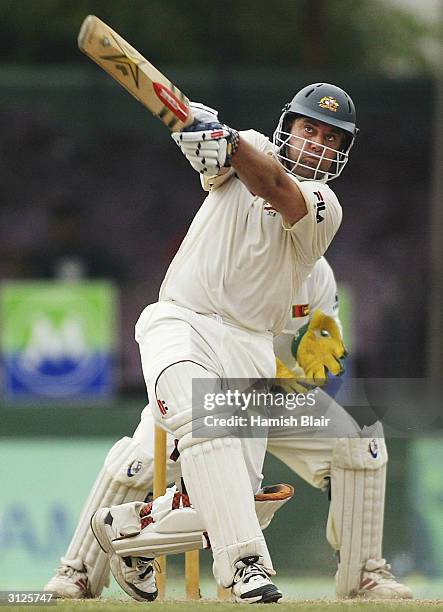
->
[78,15,193,131]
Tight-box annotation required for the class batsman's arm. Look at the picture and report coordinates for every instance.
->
[173,122,307,223]
[231,137,307,225]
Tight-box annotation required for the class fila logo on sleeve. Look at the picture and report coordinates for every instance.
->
[314,191,326,223]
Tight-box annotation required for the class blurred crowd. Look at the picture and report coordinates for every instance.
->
[0,76,432,390]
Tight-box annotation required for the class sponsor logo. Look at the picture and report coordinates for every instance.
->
[263,202,277,217]
[1,502,69,558]
[292,304,310,318]
[314,190,326,223]
[318,96,339,112]
[0,282,116,399]
[243,555,260,565]
[153,82,189,122]
[75,578,88,590]
[157,398,168,415]
[360,577,377,590]
[101,37,144,88]
[333,293,339,311]
[127,460,143,478]
[210,130,225,139]
[369,438,379,458]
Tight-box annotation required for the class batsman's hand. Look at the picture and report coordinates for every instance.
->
[295,310,347,385]
[172,111,240,176]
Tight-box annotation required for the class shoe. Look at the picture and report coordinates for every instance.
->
[91,507,158,602]
[357,559,413,599]
[43,564,89,599]
[232,556,282,604]
[110,555,158,602]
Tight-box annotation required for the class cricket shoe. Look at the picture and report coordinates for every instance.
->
[356,558,413,599]
[43,562,89,598]
[109,554,158,602]
[91,507,158,602]
[232,556,282,603]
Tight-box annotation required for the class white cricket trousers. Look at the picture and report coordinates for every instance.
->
[135,301,278,584]
[135,300,276,492]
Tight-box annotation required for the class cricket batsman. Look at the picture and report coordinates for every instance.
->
[44,83,410,602]
[96,81,350,603]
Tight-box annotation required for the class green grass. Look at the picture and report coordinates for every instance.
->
[2,599,443,612]
[2,576,442,611]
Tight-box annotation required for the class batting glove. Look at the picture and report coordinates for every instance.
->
[172,110,240,176]
[189,101,219,123]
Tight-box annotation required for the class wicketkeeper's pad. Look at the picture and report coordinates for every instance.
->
[60,436,154,597]
[327,423,387,597]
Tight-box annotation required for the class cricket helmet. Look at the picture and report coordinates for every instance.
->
[273,83,358,182]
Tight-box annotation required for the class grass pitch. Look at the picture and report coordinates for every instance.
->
[2,575,441,611]
[2,600,443,612]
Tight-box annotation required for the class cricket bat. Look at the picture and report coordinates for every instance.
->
[78,15,194,131]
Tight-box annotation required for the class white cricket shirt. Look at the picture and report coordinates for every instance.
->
[159,130,342,335]
[274,256,341,368]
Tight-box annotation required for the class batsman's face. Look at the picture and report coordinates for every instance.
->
[287,117,345,180]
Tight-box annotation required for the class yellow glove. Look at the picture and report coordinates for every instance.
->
[295,310,347,385]
[274,357,311,395]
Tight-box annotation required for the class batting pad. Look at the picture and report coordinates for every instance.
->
[62,436,153,596]
[112,487,207,558]
[181,437,274,587]
[111,483,294,559]
[328,425,388,597]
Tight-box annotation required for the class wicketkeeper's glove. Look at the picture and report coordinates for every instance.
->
[172,102,240,175]
[292,310,347,385]
[274,357,313,395]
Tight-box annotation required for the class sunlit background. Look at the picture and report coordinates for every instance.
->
[0,0,442,600]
